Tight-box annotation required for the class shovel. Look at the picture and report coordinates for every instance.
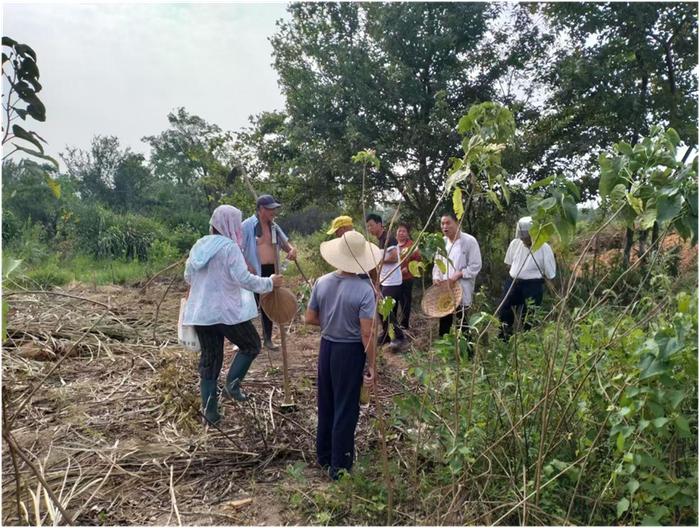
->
[272,226,296,411]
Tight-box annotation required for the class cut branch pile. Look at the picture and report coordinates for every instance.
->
[2,282,405,526]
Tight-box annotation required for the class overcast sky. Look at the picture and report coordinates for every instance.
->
[3,2,290,166]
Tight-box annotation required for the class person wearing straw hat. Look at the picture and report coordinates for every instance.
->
[241,194,297,352]
[498,216,556,339]
[304,230,379,480]
[366,213,405,349]
[183,205,284,425]
[327,215,354,237]
[432,211,482,337]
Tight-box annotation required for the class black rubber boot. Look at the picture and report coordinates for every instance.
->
[200,379,220,425]
[224,353,255,402]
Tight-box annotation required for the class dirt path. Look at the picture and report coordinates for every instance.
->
[2,280,427,525]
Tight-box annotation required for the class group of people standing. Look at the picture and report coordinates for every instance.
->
[182,195,557,480]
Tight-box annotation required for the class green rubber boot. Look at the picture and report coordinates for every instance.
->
[200,379,220,425]
[224,353,255,402]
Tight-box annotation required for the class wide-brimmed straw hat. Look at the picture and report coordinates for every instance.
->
[320,230,383,274]
[261,287,298,324]
[422,281,463,318]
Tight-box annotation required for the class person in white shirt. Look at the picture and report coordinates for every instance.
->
[498,216,556,338]
[366,214,405,349]
[184,205,284,425]
[432,212,482,337]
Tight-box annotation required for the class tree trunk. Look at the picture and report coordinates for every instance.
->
[622,227,634,268]
[638,228,648,264]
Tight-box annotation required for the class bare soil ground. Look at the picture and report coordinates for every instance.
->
[2,279,427,526]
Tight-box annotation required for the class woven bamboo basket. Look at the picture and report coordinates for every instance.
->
[421,281,462,318]
[261,287,298,324]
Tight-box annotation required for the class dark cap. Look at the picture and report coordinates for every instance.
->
[256,194,281,209]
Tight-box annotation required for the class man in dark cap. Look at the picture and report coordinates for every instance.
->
[242,194,297,350]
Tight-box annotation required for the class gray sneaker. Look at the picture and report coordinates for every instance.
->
[264,339,280,351]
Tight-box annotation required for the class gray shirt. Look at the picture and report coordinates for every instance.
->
[308,272,377,343]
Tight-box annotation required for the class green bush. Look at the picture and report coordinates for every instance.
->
[63,203,164,261]
[285,229,333,280]
[26,262,72,288]
[2,209,19,245]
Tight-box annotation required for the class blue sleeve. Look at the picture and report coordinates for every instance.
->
[359,285,376,320]
[308,281,320,312]
[241,218,253,260]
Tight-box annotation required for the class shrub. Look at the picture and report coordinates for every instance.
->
[26,262,72,288]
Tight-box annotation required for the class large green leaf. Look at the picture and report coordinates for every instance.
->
[452,187,464,220]
[616,497,630,518]
[530,221,555,251]
[528,175,554,191]
[656,193,683,223]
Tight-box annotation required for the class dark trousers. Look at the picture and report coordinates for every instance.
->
[254,263,276,342]
[439,306,469,337]
[397,278,414,329]
[380,284,405,343]
[195,321,261,380]
[498,277,545,337]
[316,338,366,476]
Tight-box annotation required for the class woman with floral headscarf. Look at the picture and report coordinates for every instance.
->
[183,205,284,425]
[498,216,556,339]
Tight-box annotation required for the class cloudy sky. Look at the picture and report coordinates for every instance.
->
[3,2,290,165]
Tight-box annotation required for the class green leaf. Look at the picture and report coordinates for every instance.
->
[674,416,690,437]
[538,196,557,211]
[528,175,554,191]
[666,127,681,146]
[377,296,396,321]
[667,389,685,409]
[3,255,22,278]
[10,145,59,168]
[408,260,423,278]
[626,479,640,495]
[452,187,464,220]
[445,168,469,190]
[12,124,44,153]
[616,141,634,156]
[435,259,447,274]
[562,197,578,224]
[599,153,620,197]
[656,193,683,223]
[616,431,625,452]
[651,417,669,429]
[626,192,643,214]
[486,189,503,211]
[610,183,627,203]
[639,207,657,230]
[530,221,554,251]
[616,497,630,518]
[639,358,667,380]
[2,36,19,47]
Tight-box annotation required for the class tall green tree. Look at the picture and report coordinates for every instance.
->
[1,159,61,237]
[269,2,533,221]
[518,2,698,193]
[142,108,240,214]
[61,136,128,203]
